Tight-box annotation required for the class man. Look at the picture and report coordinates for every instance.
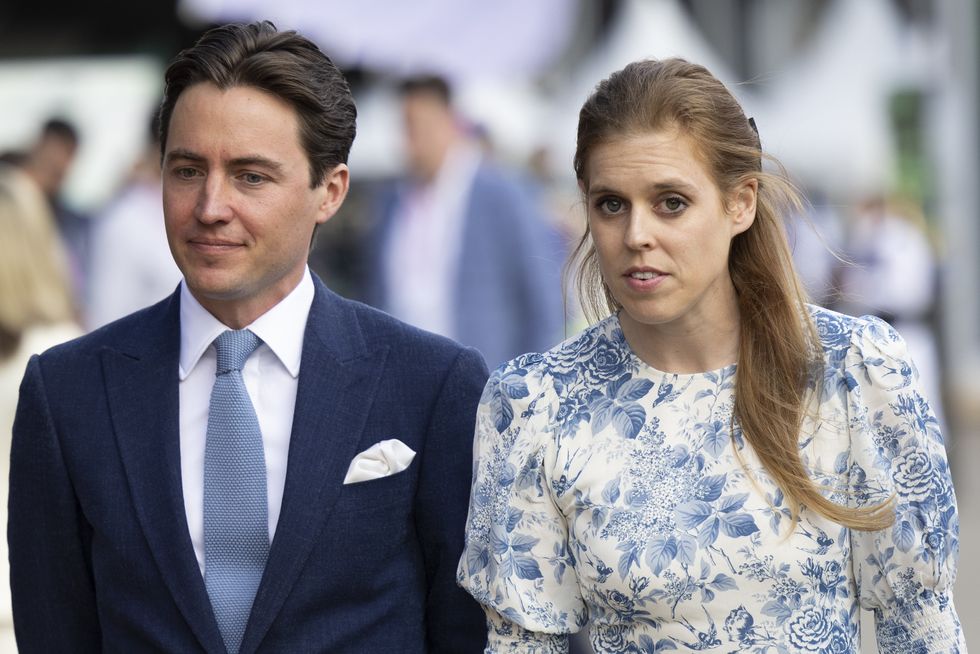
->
[19,118,90,306]
[9,22,488,654]
[365,75,565,370]
[21,118,79,202]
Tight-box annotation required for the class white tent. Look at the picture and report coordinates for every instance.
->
[752,0,938,196]
[179,0,578,81]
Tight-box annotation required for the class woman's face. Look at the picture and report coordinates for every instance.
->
[582,127,755,335]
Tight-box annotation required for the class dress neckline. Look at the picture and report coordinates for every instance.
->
[608,313,739,381]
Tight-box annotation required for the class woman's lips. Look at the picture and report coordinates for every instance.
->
[623,267,667,291]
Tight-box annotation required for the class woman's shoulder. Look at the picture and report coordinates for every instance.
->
[807,304,916,395]
[807,304,906,358]
[492,315,628,387]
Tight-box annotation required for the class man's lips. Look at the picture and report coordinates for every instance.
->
[187,239,244,253]
[187,238,242,248]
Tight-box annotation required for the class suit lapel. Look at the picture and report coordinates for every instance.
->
[240,279,388,654]
[103,292,227,654]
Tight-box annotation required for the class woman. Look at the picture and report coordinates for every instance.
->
[457,59,964,652]
[0,164,81,651]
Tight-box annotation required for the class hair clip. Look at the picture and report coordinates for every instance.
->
[748,116,761,148]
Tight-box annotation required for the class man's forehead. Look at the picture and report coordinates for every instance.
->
[169,82,300,128]
[165,84,304,162]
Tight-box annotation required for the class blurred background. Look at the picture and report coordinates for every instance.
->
[0,0,976,650]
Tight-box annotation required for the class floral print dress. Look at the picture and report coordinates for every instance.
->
[457,307,964,653]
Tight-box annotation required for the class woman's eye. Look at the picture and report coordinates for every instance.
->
[661,196,687,213]
[598,197,624,214]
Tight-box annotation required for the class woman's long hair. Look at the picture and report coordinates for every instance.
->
[570,59,892,531]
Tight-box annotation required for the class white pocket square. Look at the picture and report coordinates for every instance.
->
[343,439,417,484]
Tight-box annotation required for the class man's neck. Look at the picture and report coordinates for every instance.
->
[190,268,307,330]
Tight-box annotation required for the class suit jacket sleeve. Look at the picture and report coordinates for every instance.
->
[8,356,101,653]
[414,346,489,653]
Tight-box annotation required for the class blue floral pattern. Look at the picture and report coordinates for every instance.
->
[458,307,964,653]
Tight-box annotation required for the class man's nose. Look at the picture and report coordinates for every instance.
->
[195,176,234,224]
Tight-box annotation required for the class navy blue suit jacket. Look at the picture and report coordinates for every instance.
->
[8,275,489,653]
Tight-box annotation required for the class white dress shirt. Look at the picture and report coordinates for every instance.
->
[383,142,481,337]
[178,267,313,575]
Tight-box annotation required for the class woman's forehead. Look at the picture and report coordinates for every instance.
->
[583,128,716,191]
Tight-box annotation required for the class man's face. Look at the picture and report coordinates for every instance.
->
[30,135,77,197]
[401,92,456,182]
[162,82,348,327]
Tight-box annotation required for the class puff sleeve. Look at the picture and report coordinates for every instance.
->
[843,317,965,651]
[457,359,588,653]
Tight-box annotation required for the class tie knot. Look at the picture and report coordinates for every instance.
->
[214,329,261,374]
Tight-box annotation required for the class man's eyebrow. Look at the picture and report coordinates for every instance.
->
[164,148,205,163]
[164,149,285,174]
[227,156,284,174]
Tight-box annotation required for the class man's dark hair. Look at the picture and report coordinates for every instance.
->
[147,107,161,146]
[158,21,356,188]
[40,118,79,146]
[398,74,452,106]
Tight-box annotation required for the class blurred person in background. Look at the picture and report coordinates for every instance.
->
[19,117,92,307]
[86,113,181,329]
[836,194,945,430]
[365,74,565,370]
[21,119,78,202]
[458,58,964,652]
[0,164,81,653]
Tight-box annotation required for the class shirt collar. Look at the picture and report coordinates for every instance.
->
[178,267,314,380]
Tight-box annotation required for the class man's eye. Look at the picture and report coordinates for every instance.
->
[241,173,265,185]
[175,167,199,179]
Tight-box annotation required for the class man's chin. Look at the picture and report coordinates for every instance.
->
[184,277,251,304]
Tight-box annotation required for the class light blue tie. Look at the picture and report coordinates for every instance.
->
[204,329,269,654]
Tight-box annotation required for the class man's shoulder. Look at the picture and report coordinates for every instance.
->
[466,160,547,236]
[469,159,526,197]
[40,295,175,365]
[341,294,480,363]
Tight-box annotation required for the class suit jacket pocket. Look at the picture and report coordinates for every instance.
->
[333,468,412,513]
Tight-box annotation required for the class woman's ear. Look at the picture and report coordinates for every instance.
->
[729,178,758,236]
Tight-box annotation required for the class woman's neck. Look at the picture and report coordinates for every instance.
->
[618,294,741,374]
